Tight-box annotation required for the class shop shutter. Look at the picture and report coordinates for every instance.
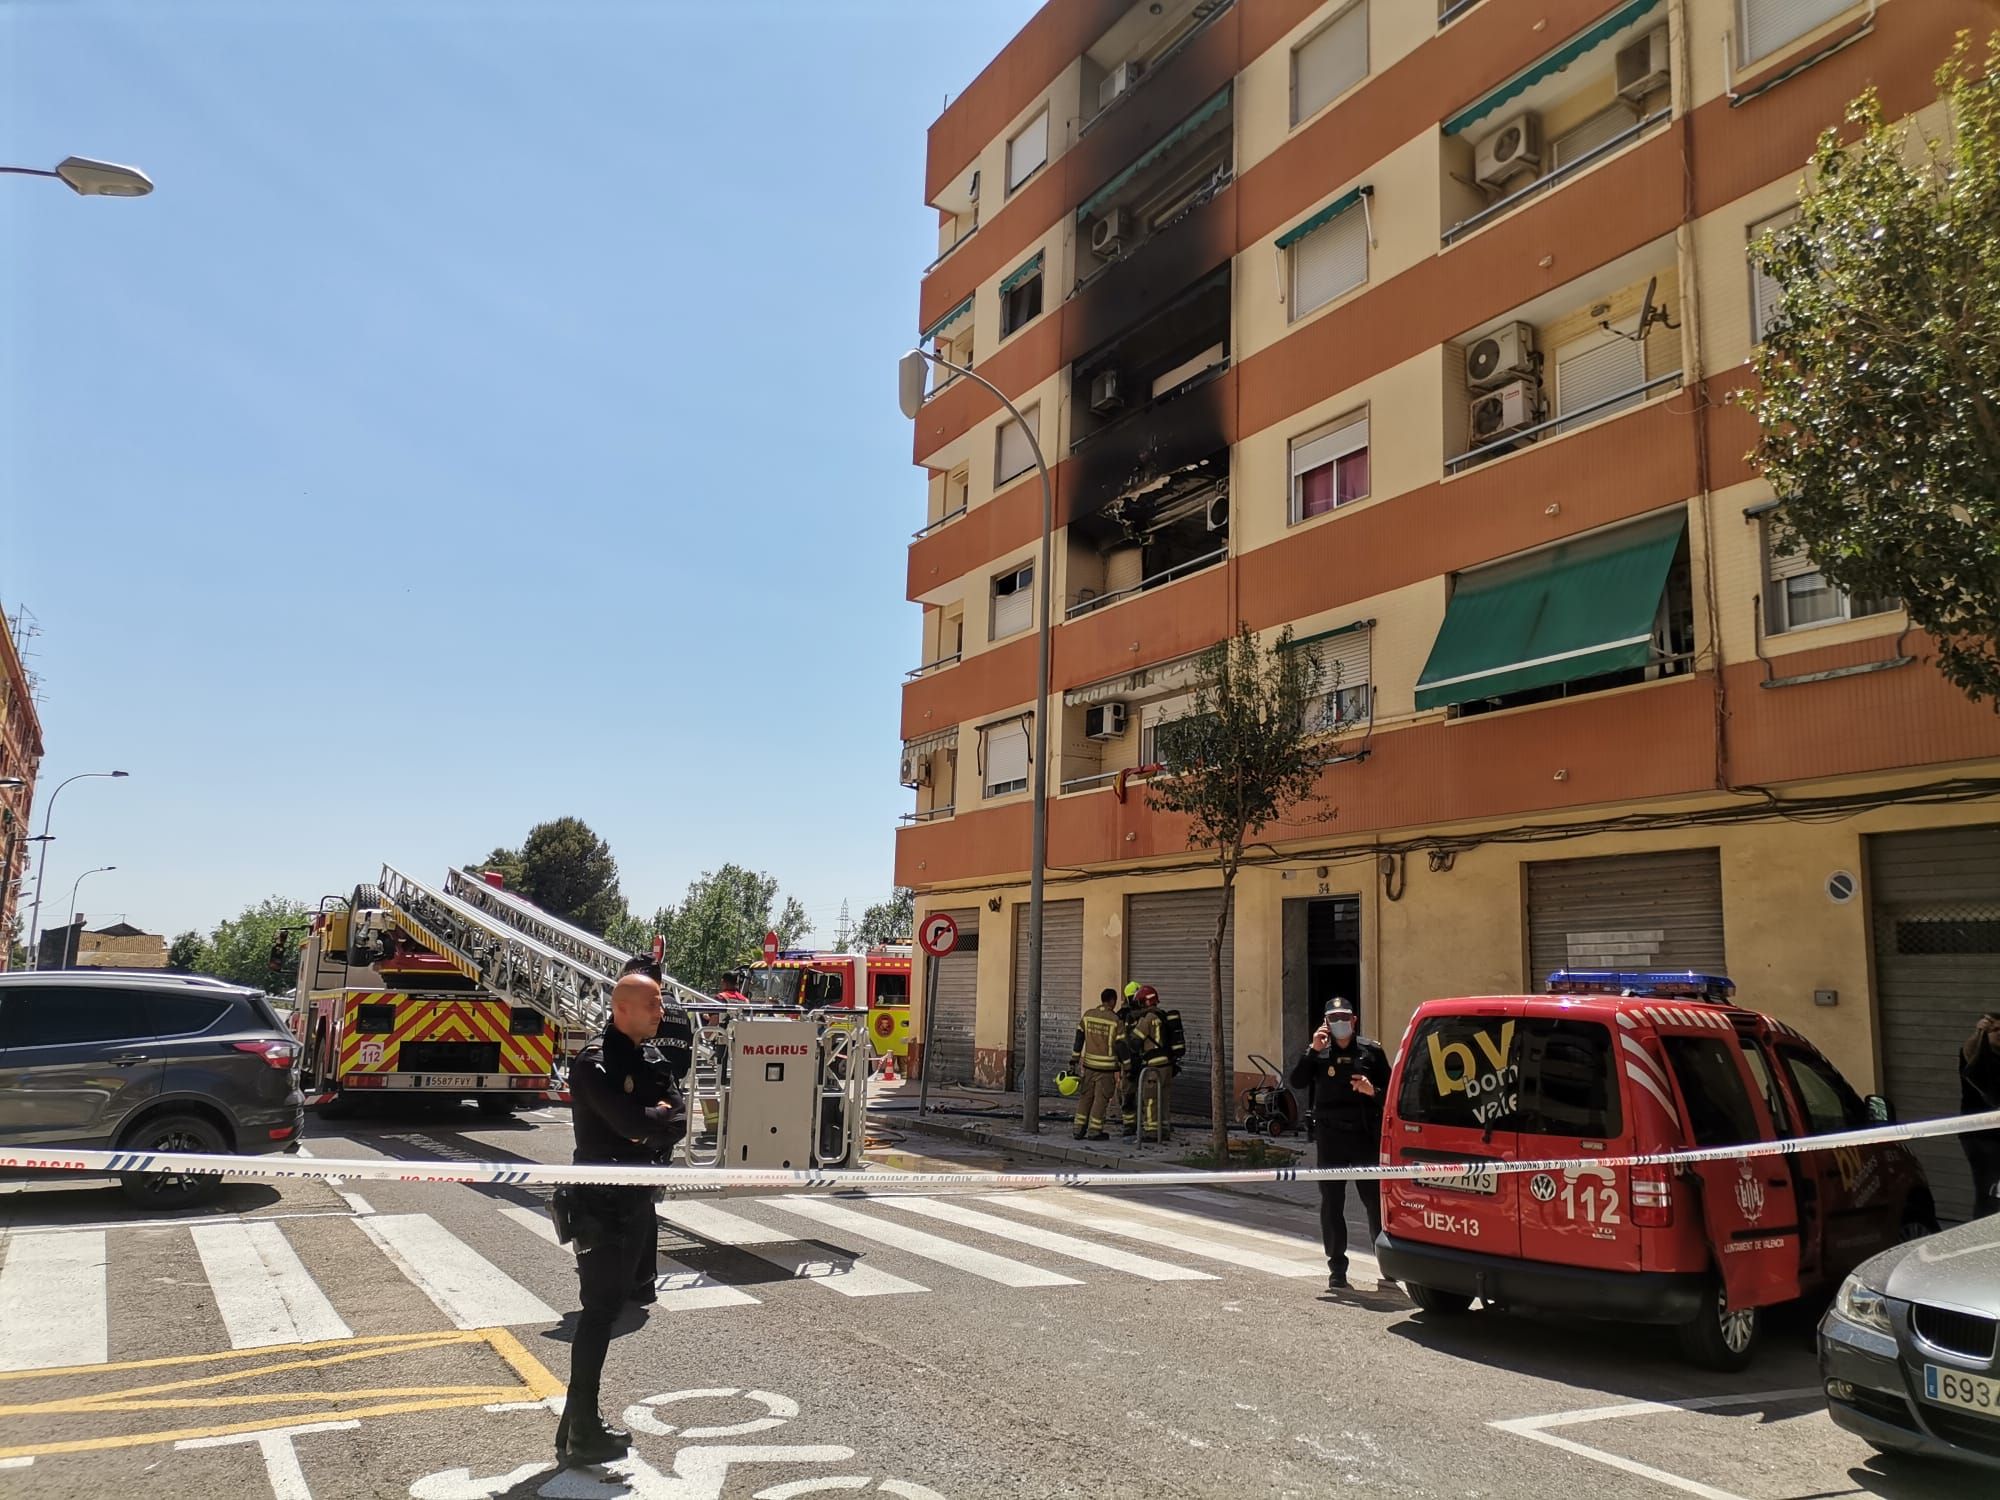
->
[1526,848,1726,991]
[924,908,981,1086]
[1011,900,1085,1091]
[1867,827,2000,1221]
[1289,205,1367,319]
[1738,0,1848,66]
[1126,888,1235,1116]
[1554,327,1646,426]
[1291,3,1367,124]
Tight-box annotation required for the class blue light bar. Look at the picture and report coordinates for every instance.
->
[1546,969,1737,1001]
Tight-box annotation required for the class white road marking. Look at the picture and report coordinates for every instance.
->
[982,1194,1326,1277]
[353,1213,556,1328]
[655,1200,925,1298]
[1489,1386,1823,1500]
[759,1197,1080,1288]
[192,1221,353,1349]
[0,1230,107,1370]
[4,1209,357,1237]
[176,1419,359,1500]
[498,1203,758,1312]
[880,1196,1216,1281]
[337,1191,376,1216]
[1150,1188,1384,1276]
[0,1457,32,1470]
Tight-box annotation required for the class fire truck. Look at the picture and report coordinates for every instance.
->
[742,946,912,1012]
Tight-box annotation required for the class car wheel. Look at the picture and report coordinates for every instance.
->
[116,1114,228,1208]
[1677,1282,1760,1371]
[1406,1282,1475,1315]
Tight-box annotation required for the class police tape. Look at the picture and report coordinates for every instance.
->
[2,1108,1997,1196]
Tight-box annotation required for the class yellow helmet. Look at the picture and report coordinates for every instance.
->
[1124,981,1141,998]
[1054,1071,1081,1097]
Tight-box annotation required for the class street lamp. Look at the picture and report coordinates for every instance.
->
[899,347,1054,1134]
[27,770,130,969]
[61,867,116,968]
[0,157,153,197]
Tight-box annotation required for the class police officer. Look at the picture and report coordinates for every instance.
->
[623,954,693,1093]
[560,972,685,1467]
[1961,1012,2000,1217]
[1069,988,1125,1140]
[1290,1000,1390,1291]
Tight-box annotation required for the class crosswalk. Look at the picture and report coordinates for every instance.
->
[0,1186,1361,1373]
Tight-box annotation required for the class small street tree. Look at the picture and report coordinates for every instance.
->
[1747,37,2000,705]
[604,905,677,961]
[847,889,914,950]
[666,864,811,992]
[1148,623,1326,1158]
[203,897,313,991]
[167,929,206,972]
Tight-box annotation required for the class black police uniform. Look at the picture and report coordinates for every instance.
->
[1291,1033,1391,1282]
[564,1024,685,1449]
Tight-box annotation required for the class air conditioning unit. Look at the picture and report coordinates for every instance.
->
[899,749,931,788]
[1085,702,1129,740]
[1468,379,1541,444]
[1475,110,1542,189]
[1088,368,1125,416]
[1616,28,1670,103]
[1090,208,1128,258]
[1205,493,1229,532]
[1466,321,1538,390]
[1098,59,1144,109]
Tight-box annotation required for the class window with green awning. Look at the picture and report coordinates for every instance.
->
[1442,0,1664,138]
[1414,509,1688,712]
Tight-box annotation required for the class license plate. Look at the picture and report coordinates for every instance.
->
[1411,1165,1498,1195]
[1925,1364,2000,1416]
[426,1074,478,1089]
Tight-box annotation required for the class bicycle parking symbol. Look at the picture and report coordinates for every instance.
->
[409,1387,948,1499]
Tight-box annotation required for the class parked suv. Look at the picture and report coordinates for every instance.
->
[0,970,304,1205]
[1375,971,1934,1370]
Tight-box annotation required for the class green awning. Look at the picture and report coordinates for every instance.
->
[999,252,1044,295]
[1076,84,1233,223]
[1414,510,1686,711]
[920,295,973,343]
[1443,0,1663,137]
[1274,185,1365,250]
[1286,618,1371,652]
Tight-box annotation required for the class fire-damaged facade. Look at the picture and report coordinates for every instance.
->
[897,0,2000,1217]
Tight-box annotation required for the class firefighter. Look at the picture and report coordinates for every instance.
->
[1069,988,1125,1140]
[1290,1000,1390,1291]
[1116,982,1144,1137]
[1129,984,1181,1141]
[559,972,686,1467]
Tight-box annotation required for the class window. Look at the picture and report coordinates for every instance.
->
[1517,1020,1621,1139]
[1139,694,1195,768]
[991,563,1033,639]
[1738,0,1851,67]
[1763,522,1895,632]
[1553,325,1646,427]
[0,988,150,1048]
[1006,108,1049,192]
[982,717,1030,796]
[148,993,230,1036]
[1778,1047,1868,1134]
[1289,410,1369,522]
[1550,105,1636,171]
[1395,1014,1520,1130]
[1662,1035,1763,1146]
[1297,626,1373,735]
[1000,259,1043,337]
[995,405,1040,485]
[1748,208,1800,343]
[1291,3,1368,125]
[1739,1037,1796,1137]
[1288,201,1367,319]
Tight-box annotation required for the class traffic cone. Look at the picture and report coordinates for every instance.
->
[881,1053,900,1083]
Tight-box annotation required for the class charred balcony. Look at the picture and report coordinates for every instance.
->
[1065,446,1228,620]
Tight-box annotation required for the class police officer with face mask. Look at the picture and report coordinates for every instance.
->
[1291,1000,1391,1291]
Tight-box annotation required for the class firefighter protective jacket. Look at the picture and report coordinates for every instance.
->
[1071,1001,1125,1071]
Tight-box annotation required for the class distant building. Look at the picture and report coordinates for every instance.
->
[77,922,169,970]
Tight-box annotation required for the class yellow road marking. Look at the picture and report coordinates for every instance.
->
[21,1386,522,1415]
[0,1329,477,1383]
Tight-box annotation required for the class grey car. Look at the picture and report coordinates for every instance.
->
[1820,1211,2000,1472]
[0,970,305,1206]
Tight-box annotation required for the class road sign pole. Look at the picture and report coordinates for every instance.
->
[919,953,939,1118]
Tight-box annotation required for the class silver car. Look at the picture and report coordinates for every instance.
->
[1820,1212,2000,1472]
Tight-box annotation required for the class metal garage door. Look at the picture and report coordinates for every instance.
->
[1012,899,1084,1093]
[924,908,981,1087]
[1868,827,2000,1222]
[1526,848,1727,990]
[1127,889,1235,1117]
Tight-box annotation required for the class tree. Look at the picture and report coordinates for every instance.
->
[167,930,206,972]
[665,865,812,992]
[603,905,676,961]
[202,897,313,991]
[475,817,624,934]
[5,914,25,971]
[847,890,914,950]
[1146,623,1326,1158]
[466,845,525,891]
[1747,37,2000,705]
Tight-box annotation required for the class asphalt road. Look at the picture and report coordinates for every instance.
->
[0,1102,1983,1500]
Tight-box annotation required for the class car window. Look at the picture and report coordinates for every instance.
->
[1662,1035,1764,1146]
[1517,1019,1621,1138]
[1778,1046,1867,1135]
[148,993,231,1036]
[1396,1014,1520,1130]
[1738,1037,1795,1137]
[0,988,150,1048]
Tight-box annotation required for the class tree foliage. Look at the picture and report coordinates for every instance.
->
[167,930,206,972]
[664,865,811,992]
[1747,37,2000,704]
[202,897,313,991]
[1147,623,1326,1154]
[603,905,677,960]
[473,817,624,934]
[847,889,914,950]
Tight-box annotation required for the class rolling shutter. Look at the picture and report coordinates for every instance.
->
[1291,3,1367,124]
[1012,899,1085,1091]
[924,908,981,1086]
[1526,849,1726,990]
[1126,889,1235,1115]
[1007,109,1049,190]
[1550,105,1634,170]
[1554,327,1646,426]
[991,564,1033,639]
[1289,204,1367,319]
[1867,827,2000,1221]
[1748,208,1798,343]
[1295,623,1372,733]
[996,407,1039,484]
[982,718,1030,794]
[1738,0,1849,66]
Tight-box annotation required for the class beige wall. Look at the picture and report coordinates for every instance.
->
[1236,1,1433,177]
[78,933,169,969]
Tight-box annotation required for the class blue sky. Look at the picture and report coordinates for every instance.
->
[3,0,1038,946]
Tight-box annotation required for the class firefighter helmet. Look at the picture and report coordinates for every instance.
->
[1054,1071,1081,1097]
[1137,984,1160,1007]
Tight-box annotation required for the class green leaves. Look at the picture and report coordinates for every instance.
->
[848,889,914,950]
[198,896,313,991]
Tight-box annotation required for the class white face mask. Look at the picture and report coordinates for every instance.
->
[1329,1021,1355,1043]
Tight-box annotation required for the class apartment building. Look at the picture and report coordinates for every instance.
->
[897,0,2000,1217]
[0,604,44,969]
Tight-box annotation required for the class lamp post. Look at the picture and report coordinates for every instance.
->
[62,867,116,969]
[900,348,1054,1134]
[0,157,153,197]
[27,771,130,969]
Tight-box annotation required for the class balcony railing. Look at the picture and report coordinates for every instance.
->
[913,505,968,540]
[899,804,956,825]
[905,652,962,680]
[1446,369,1682,475]
[1078,0,1237,140]
[1438,0,1484,25]
[922,220,979,276]
[1066,545,1227,619]
[1442,107,1672,247]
